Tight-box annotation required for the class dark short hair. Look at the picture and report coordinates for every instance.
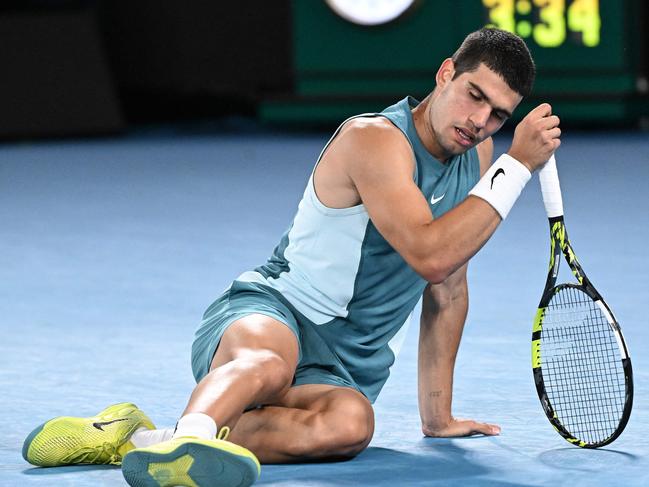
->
[451,28,536,97]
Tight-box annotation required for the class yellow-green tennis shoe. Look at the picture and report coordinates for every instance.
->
[22,402,155,467]
[121,433,260,487]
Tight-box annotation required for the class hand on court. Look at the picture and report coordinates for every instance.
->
[424,417,501,438]
[508,103,561,173]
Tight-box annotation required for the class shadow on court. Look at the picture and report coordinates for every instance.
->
[260,441,534,486]
[23,465,117,475]
[537,446,641,472]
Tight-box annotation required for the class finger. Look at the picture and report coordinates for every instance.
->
[539,115,560,130]
[465,420,501,436]
[484,422,501,435]
[530,103,552,118]
[540,128,561,149]
[546,127,561,140]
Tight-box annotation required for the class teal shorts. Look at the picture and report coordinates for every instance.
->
[191,279,362,395]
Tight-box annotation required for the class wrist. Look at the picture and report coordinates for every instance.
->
[468,153,532,219]
[422,415,453,436]
[506,151,533,172]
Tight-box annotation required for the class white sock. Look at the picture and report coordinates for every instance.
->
[130,427,174,448]
[172,412,217,440]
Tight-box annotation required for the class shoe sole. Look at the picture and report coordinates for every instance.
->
[122,439,260,487]
[22,420,47,463]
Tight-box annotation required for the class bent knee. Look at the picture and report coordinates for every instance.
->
[255,353,295,395]
[308,395,375,459]
[233,352,295,398]
[334,400,375,456]
[332,418,374,458]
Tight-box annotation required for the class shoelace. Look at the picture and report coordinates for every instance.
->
[217,426,230,441]
[64,442,120,465]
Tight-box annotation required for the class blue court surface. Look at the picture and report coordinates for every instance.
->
[1,128,648,486]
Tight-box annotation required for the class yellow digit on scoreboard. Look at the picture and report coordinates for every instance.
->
[483,0,515,33]
[482,0,601,48]
[568,0,601,47]
[533,0,566,48]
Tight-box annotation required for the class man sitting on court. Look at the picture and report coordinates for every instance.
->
[23,28,560,487]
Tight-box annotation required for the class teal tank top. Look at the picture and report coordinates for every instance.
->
[239,97,480,402]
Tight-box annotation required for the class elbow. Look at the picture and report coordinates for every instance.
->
[417,260,454,285]
[425,269,452,285]
[404,230,459,284]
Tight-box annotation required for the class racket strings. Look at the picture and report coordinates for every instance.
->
[540,286,625,445]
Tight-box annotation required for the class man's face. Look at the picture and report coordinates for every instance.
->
[429,61,523,158]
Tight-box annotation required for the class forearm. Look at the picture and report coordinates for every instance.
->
[418,280,468,435]
[414,197,500,283]
[412,153,532,284]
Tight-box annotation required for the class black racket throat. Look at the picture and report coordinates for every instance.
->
[540,215,598,306]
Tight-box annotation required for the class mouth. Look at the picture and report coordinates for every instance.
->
[455,127,476,147]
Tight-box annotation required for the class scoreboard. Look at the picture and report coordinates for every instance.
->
[260,0,647,126]
[484,0,601,48]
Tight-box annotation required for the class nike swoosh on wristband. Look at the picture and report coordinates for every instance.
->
[490,168,505,189]
[430,193,445,205]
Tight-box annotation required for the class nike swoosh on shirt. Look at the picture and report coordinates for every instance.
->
[430,193,445,205]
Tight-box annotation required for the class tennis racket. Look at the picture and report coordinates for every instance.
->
[532,154,633,448]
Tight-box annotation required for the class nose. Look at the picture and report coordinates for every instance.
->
[469,105,491,130]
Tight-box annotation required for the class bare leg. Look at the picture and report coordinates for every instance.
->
[180,314,374,463]
[227,384,375,463]
[182,314,299,429]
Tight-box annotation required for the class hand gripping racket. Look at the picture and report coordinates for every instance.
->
[532,155,633,448]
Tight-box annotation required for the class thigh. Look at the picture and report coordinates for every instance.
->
[279,384,375,452]
[229,383,375,461]
[191,281,302,383]
[277,383,374,426]
[210,313,299,371]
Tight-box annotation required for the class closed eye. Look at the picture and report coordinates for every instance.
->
[467,81,513,120]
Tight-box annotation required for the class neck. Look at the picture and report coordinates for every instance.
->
[411,93,450,163]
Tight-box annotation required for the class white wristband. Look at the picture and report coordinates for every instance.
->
[468,153,531,219]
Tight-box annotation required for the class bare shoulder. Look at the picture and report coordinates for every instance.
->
[315,115,415,208]
[331,116,414,177]
[337,116,409,150]
[475,137,494,177]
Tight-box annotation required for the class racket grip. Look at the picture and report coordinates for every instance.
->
[538,154,564,218]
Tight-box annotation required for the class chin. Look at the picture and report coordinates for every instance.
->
[443,134,473,156]
[444,142,470,157]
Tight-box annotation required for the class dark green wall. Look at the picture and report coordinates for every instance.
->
[261,0,648,127]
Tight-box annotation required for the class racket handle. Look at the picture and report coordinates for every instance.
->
[538,154,564,218]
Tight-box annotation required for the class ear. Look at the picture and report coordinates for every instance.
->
[435,58,455,88]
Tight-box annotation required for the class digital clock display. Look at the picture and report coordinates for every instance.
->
[483,0,601,48]
[286,0,641,119]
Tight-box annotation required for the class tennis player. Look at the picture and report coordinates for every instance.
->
[23,28,560,487]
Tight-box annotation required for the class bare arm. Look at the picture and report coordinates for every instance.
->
[417,137,498,436]
[414,132,514,436]
[337,120,500,284]
[418,265,500,437]
[329,104,559,283]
